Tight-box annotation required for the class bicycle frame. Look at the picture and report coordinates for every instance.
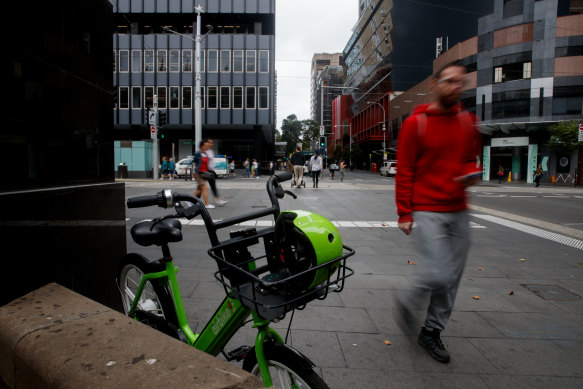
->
[127,248,285,387]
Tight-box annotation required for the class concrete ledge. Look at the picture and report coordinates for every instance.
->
[0,283,265,389]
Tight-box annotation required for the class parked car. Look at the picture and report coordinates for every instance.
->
[379,160,397,177]
[175,157,193,178]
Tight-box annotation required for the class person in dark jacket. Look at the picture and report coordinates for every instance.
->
[290,145,304,188]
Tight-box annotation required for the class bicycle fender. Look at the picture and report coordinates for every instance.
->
[265,340,315,371]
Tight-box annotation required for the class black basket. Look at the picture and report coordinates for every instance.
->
[209,243,355,321]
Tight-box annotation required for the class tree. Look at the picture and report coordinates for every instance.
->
[280,114,303,155]
[547,120,581,155]
[301,119,320,150]
[333,145,343,161]
[350,143,364,167]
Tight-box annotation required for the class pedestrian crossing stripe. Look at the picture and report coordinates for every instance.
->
[178,219,487,229]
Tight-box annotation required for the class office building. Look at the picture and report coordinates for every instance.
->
[112,0,276,177]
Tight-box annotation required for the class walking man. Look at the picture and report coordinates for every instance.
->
[291,145,304,188]
[395,61,482,363]
[309,151,323,188]
[205,138,228,206]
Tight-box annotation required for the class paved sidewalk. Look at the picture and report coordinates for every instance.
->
[123,174,583,389]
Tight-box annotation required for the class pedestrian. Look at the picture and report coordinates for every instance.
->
[230,160,235,177]
[395,61,482,364]
[252,159,259,178]
[269,160,274,176]
[192,140,214,209]
[497,164,505,184]
[169,158,177,179]
[204,138,228,206]
[340,160,346,182]
[291,145,304,188]
[243,158,250,178]
[309,151,323,188]
[161,156,169,180]
[330,161,338,180]
[534,164,543,187]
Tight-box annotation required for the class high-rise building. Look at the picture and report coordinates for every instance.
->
[112,0,276,176]
[310,53,344,129]
[333,0,493,166]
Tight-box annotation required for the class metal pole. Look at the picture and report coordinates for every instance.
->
[194,5,203,153]
[349,123,352,169]
[153,95,159,179]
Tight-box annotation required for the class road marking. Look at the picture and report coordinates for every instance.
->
[178,219,485,228]
[509,195,536,198]
[477,195,506,197]
[472,214,583,251]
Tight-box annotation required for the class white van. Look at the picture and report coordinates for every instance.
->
[379,160,397,177]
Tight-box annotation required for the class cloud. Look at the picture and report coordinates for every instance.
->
[275,0,356,130]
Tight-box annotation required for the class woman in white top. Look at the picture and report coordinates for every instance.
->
[309,151,323,188]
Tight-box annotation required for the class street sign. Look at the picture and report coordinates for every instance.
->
[320,126,324,136]
[579,123,583,142]
[148,110,157,125]
[150,125,157,140]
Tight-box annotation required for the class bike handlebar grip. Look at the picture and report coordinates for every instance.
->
[127,195,158,208]
[276,171,292,182]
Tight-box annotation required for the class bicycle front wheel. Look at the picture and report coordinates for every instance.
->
[117,254,181,338]
[242,342,329,389]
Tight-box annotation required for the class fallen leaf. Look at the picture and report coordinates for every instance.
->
[519,258,526,262]
[478,267,484,271]
[352,344,358,347]
[472,296,480,300]
[467,278,474,281]
[508,291,514,295]
[383,340,392,345]
[408,260,416,265]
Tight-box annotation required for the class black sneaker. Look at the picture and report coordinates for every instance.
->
[418,328,450,363]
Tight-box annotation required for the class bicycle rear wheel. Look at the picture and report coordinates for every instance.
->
[242,341,329,389]
[117,254,183,341]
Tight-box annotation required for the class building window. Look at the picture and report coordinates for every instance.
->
[157,50,167,72]
[132,87,141,109]
[552,86,583,115]
[233,86,243,109]
[144,50,154,72]
[169,49,180,72]
[157,86,167,109]
[170,86,179,109]
[523,62,532,79]
[183,50,192,72]
[258,86,269,109]
[220,86,230,109]
[201,87,205,109]
[208,50,218,72]
[221,50,231,72]
[233,50,244,72]
[207,86,218,109]
[199,50,205,72]
[119,87,129,109]
[131,50,141,73]
[113,50,116,72]
[246,50,256,72]
[246,86,256,109]
[119,50,129,72]
[259,50,269,73]
[494,67,503,83]
[182,86,192,109]
[145,86,154,109]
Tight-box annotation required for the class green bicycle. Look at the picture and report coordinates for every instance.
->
[118,172,355,388]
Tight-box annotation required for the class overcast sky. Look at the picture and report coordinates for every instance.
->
[275,1,358,131]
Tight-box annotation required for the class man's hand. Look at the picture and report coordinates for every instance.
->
[398,222,413,235]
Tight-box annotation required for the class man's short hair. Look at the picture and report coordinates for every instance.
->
[433,60,465,80]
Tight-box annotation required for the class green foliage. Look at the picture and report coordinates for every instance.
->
[301,119,320,150]
[547,120,581,154]
[350,143,364,166]
[280,114,303,155]
[333,145,343,161]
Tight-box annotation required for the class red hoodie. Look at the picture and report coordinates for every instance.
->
[395,103,482,224]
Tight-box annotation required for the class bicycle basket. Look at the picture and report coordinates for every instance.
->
[209,220,354,321]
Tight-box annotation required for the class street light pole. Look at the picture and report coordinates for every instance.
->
[194,5,203,154]
[367,101,386,160]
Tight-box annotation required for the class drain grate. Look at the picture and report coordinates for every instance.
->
[522,284,581,301]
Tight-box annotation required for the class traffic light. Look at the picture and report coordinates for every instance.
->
[319,136,326,148]
[158,128,165,139]
[159,110,167,126]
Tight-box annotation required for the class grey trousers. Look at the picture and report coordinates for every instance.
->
[404,210,471,331]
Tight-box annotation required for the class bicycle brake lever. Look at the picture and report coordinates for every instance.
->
[283,190,297,199]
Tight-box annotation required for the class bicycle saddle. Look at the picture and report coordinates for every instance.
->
[131,218,183,247]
